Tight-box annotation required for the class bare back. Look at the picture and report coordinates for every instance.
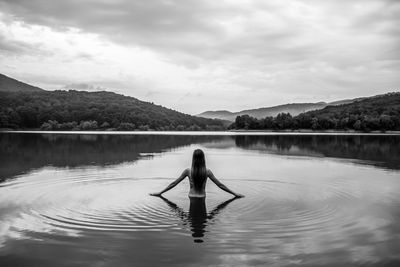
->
[150,167,242,198]
[188,168,209,198]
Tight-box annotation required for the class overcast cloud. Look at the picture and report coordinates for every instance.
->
[0,0,399,114]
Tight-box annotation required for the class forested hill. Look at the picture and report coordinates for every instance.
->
[230,92,400,131]
[0,73,44,92]
[0,90,225,130]
[304,92,399,121]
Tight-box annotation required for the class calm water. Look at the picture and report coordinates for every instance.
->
[1,132,400,266]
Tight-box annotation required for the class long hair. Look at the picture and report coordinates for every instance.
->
[191,149,207,190]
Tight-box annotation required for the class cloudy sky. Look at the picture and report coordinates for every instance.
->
[0,0,399,114]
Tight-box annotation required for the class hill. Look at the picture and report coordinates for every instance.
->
[0,90,225,130]
[198,102,328,121]
[197,99,363,121]
[301,92,400,130]
[328,97,364,106]
[197,110,235,121]
[229,92,400,131]
[0,73,44,92]
[238,102,328,119]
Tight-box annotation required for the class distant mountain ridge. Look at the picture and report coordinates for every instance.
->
[197,99,363,121]
[0,73,44,92]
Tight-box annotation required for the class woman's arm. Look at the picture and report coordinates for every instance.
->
[150,169,189,196]
[207,169,244,198]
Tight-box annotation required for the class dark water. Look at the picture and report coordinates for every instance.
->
[1,132,400,266]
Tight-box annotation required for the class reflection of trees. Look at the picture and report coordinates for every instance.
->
[235,135,400,170]
[159,196,237,243]
[1,133,398,182]
[0,133,227,182]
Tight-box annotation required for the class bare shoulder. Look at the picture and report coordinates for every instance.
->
[177,168,190,180]
[207,169,221,183]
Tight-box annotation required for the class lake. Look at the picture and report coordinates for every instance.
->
[1,132,400,266]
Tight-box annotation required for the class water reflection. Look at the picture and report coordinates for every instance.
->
[0,133,228,181]
[235,135,400,170]
[159,196,238,243]
[1,132,400,266]
[1,133,400,182]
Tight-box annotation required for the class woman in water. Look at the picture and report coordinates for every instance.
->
[150,149,244,198]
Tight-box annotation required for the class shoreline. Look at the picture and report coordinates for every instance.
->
[1,129,400,136]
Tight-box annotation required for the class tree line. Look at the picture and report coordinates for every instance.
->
[0,90,225,131]
[229,93,400,131]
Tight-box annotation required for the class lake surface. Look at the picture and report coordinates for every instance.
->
[1,132,400,266]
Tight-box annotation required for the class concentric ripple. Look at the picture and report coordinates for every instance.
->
[0,167,397,241]
[204,179,362,240]
[1,161,400,267]
[0,170,188,235]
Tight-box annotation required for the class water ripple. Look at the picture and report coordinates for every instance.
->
[1,167,400,267]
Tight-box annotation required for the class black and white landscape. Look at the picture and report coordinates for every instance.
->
[0,1,400,267]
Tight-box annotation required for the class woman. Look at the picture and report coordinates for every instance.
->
[150,149,243,198]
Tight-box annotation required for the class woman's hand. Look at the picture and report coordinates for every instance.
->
[149,192,162,197]
[234,193,244,198]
